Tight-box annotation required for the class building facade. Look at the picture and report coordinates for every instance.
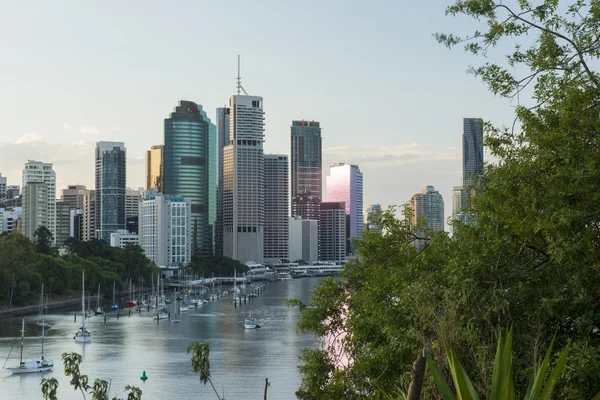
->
[81,190,96,241]
[291,120,322,219]
[326,163,363,251]
[110,229,139,248]
[55,201,71,247]
[222,94,265,264]
[61,185,89,210]
[263,154,289,263]
[0,173,6,202]
[463,117,484,188]
[139,193,191,268]
[289,216,319,264]
[319,202,346,263]
[95,142,126,243]
[406,185,445,232]
[145,145,163,191]
[215,106,231,257]
[163,101,215,256]
[1,207,21,233]
[125,188,140,218]
[365,203,382,232]
[22,160,56,243]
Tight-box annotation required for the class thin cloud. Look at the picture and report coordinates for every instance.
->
[80,126,101,135]
[323,144,460,166]
[64,122,72,131]
[16,131,43,144]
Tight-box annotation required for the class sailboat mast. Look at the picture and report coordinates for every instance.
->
[41,284,45,357]
[81,271,85,331]
[97,283,100,309]
[19,319,24,365]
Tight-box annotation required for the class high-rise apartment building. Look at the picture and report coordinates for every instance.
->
[263,154,289,262]
[95,142,126,243]
[326,163,363,252]
[22,160,56,243]
[0,173,6,202]
[463,118,484,188]
[81,190,96,241]
[365,203,382,232]
[291,120,322,220]
[139,193,191,269]
[163,101,216,256]
[125,188,140,218]
[215,106,231,257]
[55,201,71,247]
[222,93,265,264]
[289,216,318,264]
[145,145,163,191]
[319,202,347,263]
[406,186,445,232]
[61,185,89,210]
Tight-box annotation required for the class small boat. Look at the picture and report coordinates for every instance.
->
[5,319,53,374]
[95,283,104,315]
[244,309,257,329]
[37,284,51,329]
[179,304,189,313]
[74,271,91,344]
[153,308,169,320]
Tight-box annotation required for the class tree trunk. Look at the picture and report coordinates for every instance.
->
[407,357,426,400]
[264,377,269,400]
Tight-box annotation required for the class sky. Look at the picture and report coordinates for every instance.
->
[0,1,518,224]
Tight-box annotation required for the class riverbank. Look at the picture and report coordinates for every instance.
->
[0,291,131,320]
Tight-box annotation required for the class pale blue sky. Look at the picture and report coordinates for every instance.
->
[0,1,517,223]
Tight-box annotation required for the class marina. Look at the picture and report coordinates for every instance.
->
[0,277,321,399]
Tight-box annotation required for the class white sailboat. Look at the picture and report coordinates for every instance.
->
[233,269,241,304]
[74,271,91,344]
[37,283,51,329]
[153,274,168,320]
[244,308,257,329]
[95,283,104,315]
[5,319,53,374]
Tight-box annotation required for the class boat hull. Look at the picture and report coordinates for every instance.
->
[74,333,91,343]
[6,364,53,374]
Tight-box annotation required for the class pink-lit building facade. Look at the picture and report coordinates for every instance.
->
[325,163,363,250]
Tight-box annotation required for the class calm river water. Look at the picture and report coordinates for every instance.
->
[0,277,322,399]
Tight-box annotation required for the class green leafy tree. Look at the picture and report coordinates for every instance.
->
[187,342,223,400]
[33,226,55,255]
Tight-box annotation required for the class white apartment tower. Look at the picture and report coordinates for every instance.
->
[222,91,265,264]
[263,154,289,263]
[139,193,191,269]
[21,160,56,243]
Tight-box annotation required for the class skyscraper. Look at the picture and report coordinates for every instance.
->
[0,173,6,202]
[222,91,265,264]
[163,100,216,256]
[95,142,126,243]
[55,201,71,247]
[81,190,96,241]
[22,160,56,243]
[21,183,48,240]
[61,185,89,210]
[406,186,445,232]
[319,202,346,263]
[291,120,322,220]
[145,145,163,191]
[263,154,289,263]
[365,203,382,232]
[215,106,231,257]
[326,163,363,252]
[463,118,484,188]
[125,188,140,219]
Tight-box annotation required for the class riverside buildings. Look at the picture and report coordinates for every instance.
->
[263,154,289,263]
[326,163,363,253]
[21,160,56,243]
[319,202,347,263]
[291,120,322,221]
[222,87,265,264]
[139,193,191,270]
[95,142,126,243]
[162,101,216,257]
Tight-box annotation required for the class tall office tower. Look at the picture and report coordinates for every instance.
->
[0,173,6,201]
[20,183,48,240]
[291,120,322,219]
[61,185,89,210]
[326,163,363,252]
[139,193,191,269]
[406,186,445,232]
[215,106,231,257]
[289,216,319,264]
[125,188,140,218]
[55,201,71,247]
[22,160,56,243]
[365,203,382,232]
[6,185,20,200]
[81,190,96,241]
[163,101,216,256]
[95,142,126,243]
[222,88,265,264]
[70,210,83,241]
[463,118,484,188]
[319,202,347,263]
[145,145,163,191]
[263,154,289,262]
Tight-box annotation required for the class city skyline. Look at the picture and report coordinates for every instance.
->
[0,2,514,224]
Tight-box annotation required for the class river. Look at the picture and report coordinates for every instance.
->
[0,277,322,399]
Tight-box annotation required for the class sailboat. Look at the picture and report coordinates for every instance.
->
[233,269,241,304]
[111,281,119,312]
[153,274,168,320]
[5,319,53,374]
[74,271,91,344]
[37,283,51,329]
[95,283,104,315]
[86,291,94,318]
[171,299,180,323]
[244,308,257,329]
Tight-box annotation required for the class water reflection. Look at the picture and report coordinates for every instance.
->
[0,278,321,399]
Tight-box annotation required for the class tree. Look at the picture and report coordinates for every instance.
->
[33,226,55,255]
[293,2,600,399]
[188,342,223,400]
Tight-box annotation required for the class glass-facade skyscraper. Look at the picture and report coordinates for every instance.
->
[95,142,126,243]
[215,106,230,257]
[463,118,484,188]
[291,120,322,220]
[163,100,216,257]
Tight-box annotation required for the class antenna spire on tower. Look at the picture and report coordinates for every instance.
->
[236,55,248,96]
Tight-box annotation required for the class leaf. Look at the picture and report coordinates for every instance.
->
[426,356,456,400]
